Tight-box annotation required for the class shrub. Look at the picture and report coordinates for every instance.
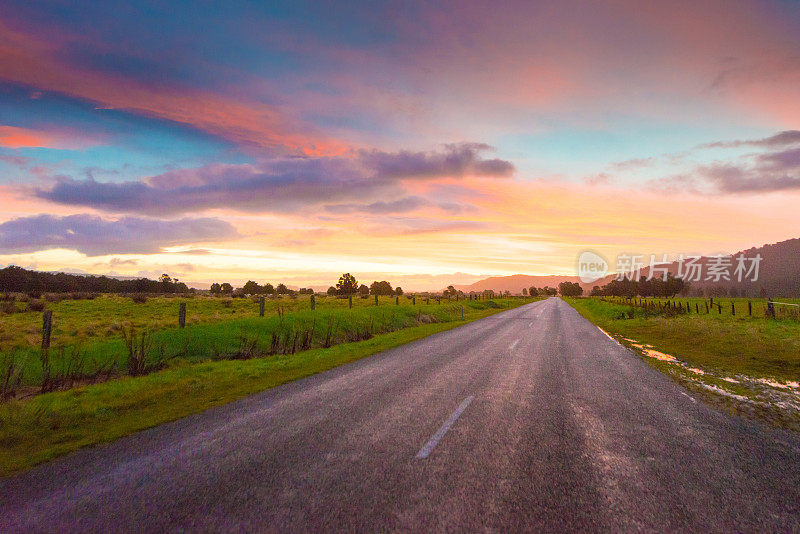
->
[221,298,233,308]
[0,301,16,315]
[27,300,46,312]
[131,294,148,304]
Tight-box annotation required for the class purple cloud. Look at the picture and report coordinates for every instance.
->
[0,214,238,256]
[36,144,513,215]
[699,130,800,149]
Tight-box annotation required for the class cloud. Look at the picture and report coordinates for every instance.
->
[357,143,514,179]
[37,144,513,215]
[700,161,800,193]
[0,214,239,256]
[699,130,800,149]
[0,125,104,149]
[648,131,800,194]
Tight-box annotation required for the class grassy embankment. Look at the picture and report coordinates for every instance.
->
[0,296,536,474]
[565,296,800,429]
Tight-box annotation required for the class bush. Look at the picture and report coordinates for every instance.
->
[221,298,233,308]
[131,294,148,304]
[27,300,46,312]
[0,301,16,315]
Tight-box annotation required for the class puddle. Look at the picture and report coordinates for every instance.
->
[629,342,678,362]
[756,378,800,390]
[699,383,751,402]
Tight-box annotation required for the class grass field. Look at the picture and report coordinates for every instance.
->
[566,296,800,429]
[0,293,424,352]
[0,296,535,474]
[567,297,800,380]
[0,294,495,390]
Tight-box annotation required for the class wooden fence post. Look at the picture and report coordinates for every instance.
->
[179,302,187,328]
[413,296,416,305]
[259,296,265,316]
[310,294,315,310]
[717,304,722,314]
[766,299,775,318]
[41,310,52,350]
[748,301,752,316]
[731,302,735,316]
[695,303,699,314]
[705,302,709,314]
[375,294,379,306]
[349,295,353,309]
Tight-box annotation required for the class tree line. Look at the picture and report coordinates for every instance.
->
[0,266,190,295]
[325,273,403,297]
[589,274,686,297]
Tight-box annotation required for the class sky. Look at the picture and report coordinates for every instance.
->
[1,0,800,290]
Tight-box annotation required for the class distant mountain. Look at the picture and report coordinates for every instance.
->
[448,237,800,297]
[636,237,800,297]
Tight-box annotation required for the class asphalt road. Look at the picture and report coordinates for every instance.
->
[2,297,800,532]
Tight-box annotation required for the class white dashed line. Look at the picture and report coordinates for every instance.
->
[416,396,475,459]
[509,339,520,351]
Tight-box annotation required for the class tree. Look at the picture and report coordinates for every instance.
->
[220,282,233,294]
[443,285,458,297]
[276,283,288,294]
[358,284,370,297]
[558,281,583,296]
[336,273,359,295]
[210,283,222,295]
[370,280,393,295]
[327,286,337,296]
[159,273,173,293]
[522,288,528,296]
[529,286,538,296]
[242,280,260,294]
[263,283,275,295]
[395,286,403,296]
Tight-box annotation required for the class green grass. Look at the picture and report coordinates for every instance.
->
[565,297,800,380]
[0,293,437,352]
[0,297,534,474]
[2,295,506,387]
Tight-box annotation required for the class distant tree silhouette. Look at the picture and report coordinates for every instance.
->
[395,286,403,296]
[558,281,583,296]
[220,282,233,294]
[370,280,394,295]
[336,273,359,295]
[358,284,370,297]
[242,280,260,294]
[327,286,337,296]
[276,283,288,294]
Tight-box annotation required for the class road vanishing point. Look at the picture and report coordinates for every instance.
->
[2,298,799,531]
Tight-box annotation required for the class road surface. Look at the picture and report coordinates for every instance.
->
[2,297,799,531]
